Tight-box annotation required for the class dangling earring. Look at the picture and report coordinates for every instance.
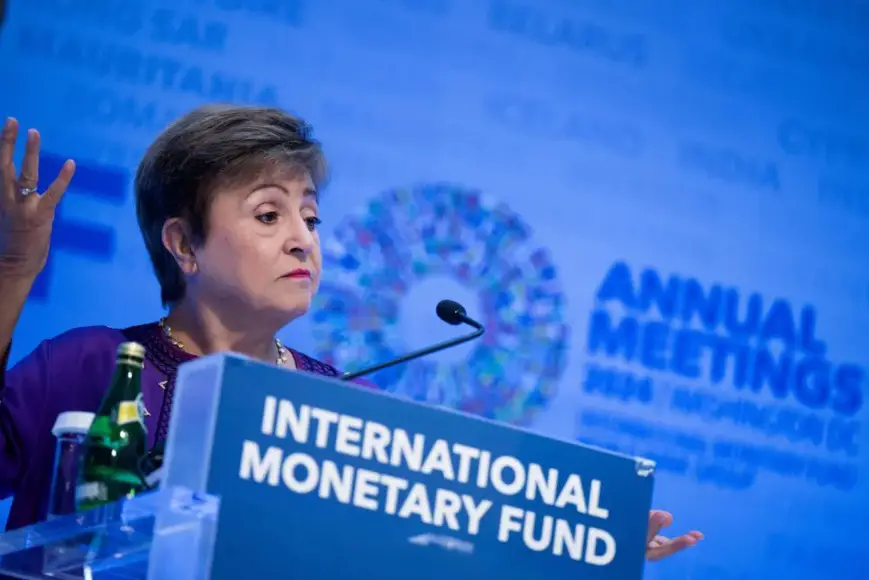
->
[190,262,198,274]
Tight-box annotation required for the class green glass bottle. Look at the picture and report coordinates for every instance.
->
[75,341,149,511]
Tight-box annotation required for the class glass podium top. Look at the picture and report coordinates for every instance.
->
[0,487,218,580]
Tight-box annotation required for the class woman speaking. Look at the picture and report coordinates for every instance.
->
[0,106,701,560]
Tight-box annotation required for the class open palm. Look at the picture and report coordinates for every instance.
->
[0,117,75,276]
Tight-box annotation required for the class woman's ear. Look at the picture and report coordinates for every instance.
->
[161,218,198,274]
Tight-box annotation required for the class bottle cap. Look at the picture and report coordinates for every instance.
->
[52,411,95,437]
[117,342,146,360]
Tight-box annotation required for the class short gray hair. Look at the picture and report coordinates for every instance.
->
[134,104,327,306]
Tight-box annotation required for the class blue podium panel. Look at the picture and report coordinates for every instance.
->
[161,355,655,580]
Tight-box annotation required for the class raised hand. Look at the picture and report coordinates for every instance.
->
[646,510,703,561]
[0,118,75,278]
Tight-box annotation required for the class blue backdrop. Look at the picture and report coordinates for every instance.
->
[2,0,868,578]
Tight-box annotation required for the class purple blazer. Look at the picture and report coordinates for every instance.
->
[0,322,375,531]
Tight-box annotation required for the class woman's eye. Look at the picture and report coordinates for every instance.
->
[305,216,322,231]
[256,211,279,225]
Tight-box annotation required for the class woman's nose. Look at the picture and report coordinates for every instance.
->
[284,217,315,255]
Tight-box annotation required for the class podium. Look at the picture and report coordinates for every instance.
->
[0,354,656,579]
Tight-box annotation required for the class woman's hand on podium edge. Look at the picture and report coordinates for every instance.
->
[645,510,703,561]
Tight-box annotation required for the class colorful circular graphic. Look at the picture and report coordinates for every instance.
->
[311,183,569,425]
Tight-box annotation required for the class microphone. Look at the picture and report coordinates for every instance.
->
[340,299,485,381]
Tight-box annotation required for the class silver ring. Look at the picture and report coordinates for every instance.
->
[18,186,37,196]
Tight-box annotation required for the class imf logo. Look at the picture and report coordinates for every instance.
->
[30,153,127,300]
[311,183,570,426]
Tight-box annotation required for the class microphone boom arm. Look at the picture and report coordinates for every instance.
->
[340,324,484,381]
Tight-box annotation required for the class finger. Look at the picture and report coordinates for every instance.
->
[1,118,19,201]
[657,534,698,559]
[647,533,700,561]
[0,118,18,169]
[40,160,76,208]
[646,510,673,545]
[18,129,40,189]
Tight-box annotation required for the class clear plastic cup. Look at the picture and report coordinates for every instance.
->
[48,411,94,518]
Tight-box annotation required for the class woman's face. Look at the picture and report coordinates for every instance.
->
[190,168,322,322]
